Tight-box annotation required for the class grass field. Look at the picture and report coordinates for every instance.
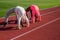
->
[0,0,60,17]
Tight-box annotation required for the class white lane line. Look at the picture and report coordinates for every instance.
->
[10,17,60,40]
[40,6,60,10]
[41,10,60,16]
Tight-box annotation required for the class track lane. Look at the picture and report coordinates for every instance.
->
[15,18,60,40]
[0,6,60,40]
[11,9,60,40]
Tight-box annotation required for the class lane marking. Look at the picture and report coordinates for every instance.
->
[10,17,60,40]
[40,6,60,10]
[41,10,60,16]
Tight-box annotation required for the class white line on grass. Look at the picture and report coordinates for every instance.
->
[10,17,60,40]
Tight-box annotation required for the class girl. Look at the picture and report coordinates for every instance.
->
[26,5,41,23]
[4,6,29,29]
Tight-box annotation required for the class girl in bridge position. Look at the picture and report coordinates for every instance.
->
[26,4,41,23]
[4,6,29,29]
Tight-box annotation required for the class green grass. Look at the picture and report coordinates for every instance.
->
[0,0,60,17]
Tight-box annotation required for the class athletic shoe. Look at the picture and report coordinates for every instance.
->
[4,22,8,26]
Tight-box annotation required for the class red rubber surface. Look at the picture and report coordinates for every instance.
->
[0,6,60,40]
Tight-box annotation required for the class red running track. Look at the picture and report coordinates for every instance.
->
[0,6,60,40]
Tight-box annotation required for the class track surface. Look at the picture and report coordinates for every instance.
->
[0,6,60,40]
